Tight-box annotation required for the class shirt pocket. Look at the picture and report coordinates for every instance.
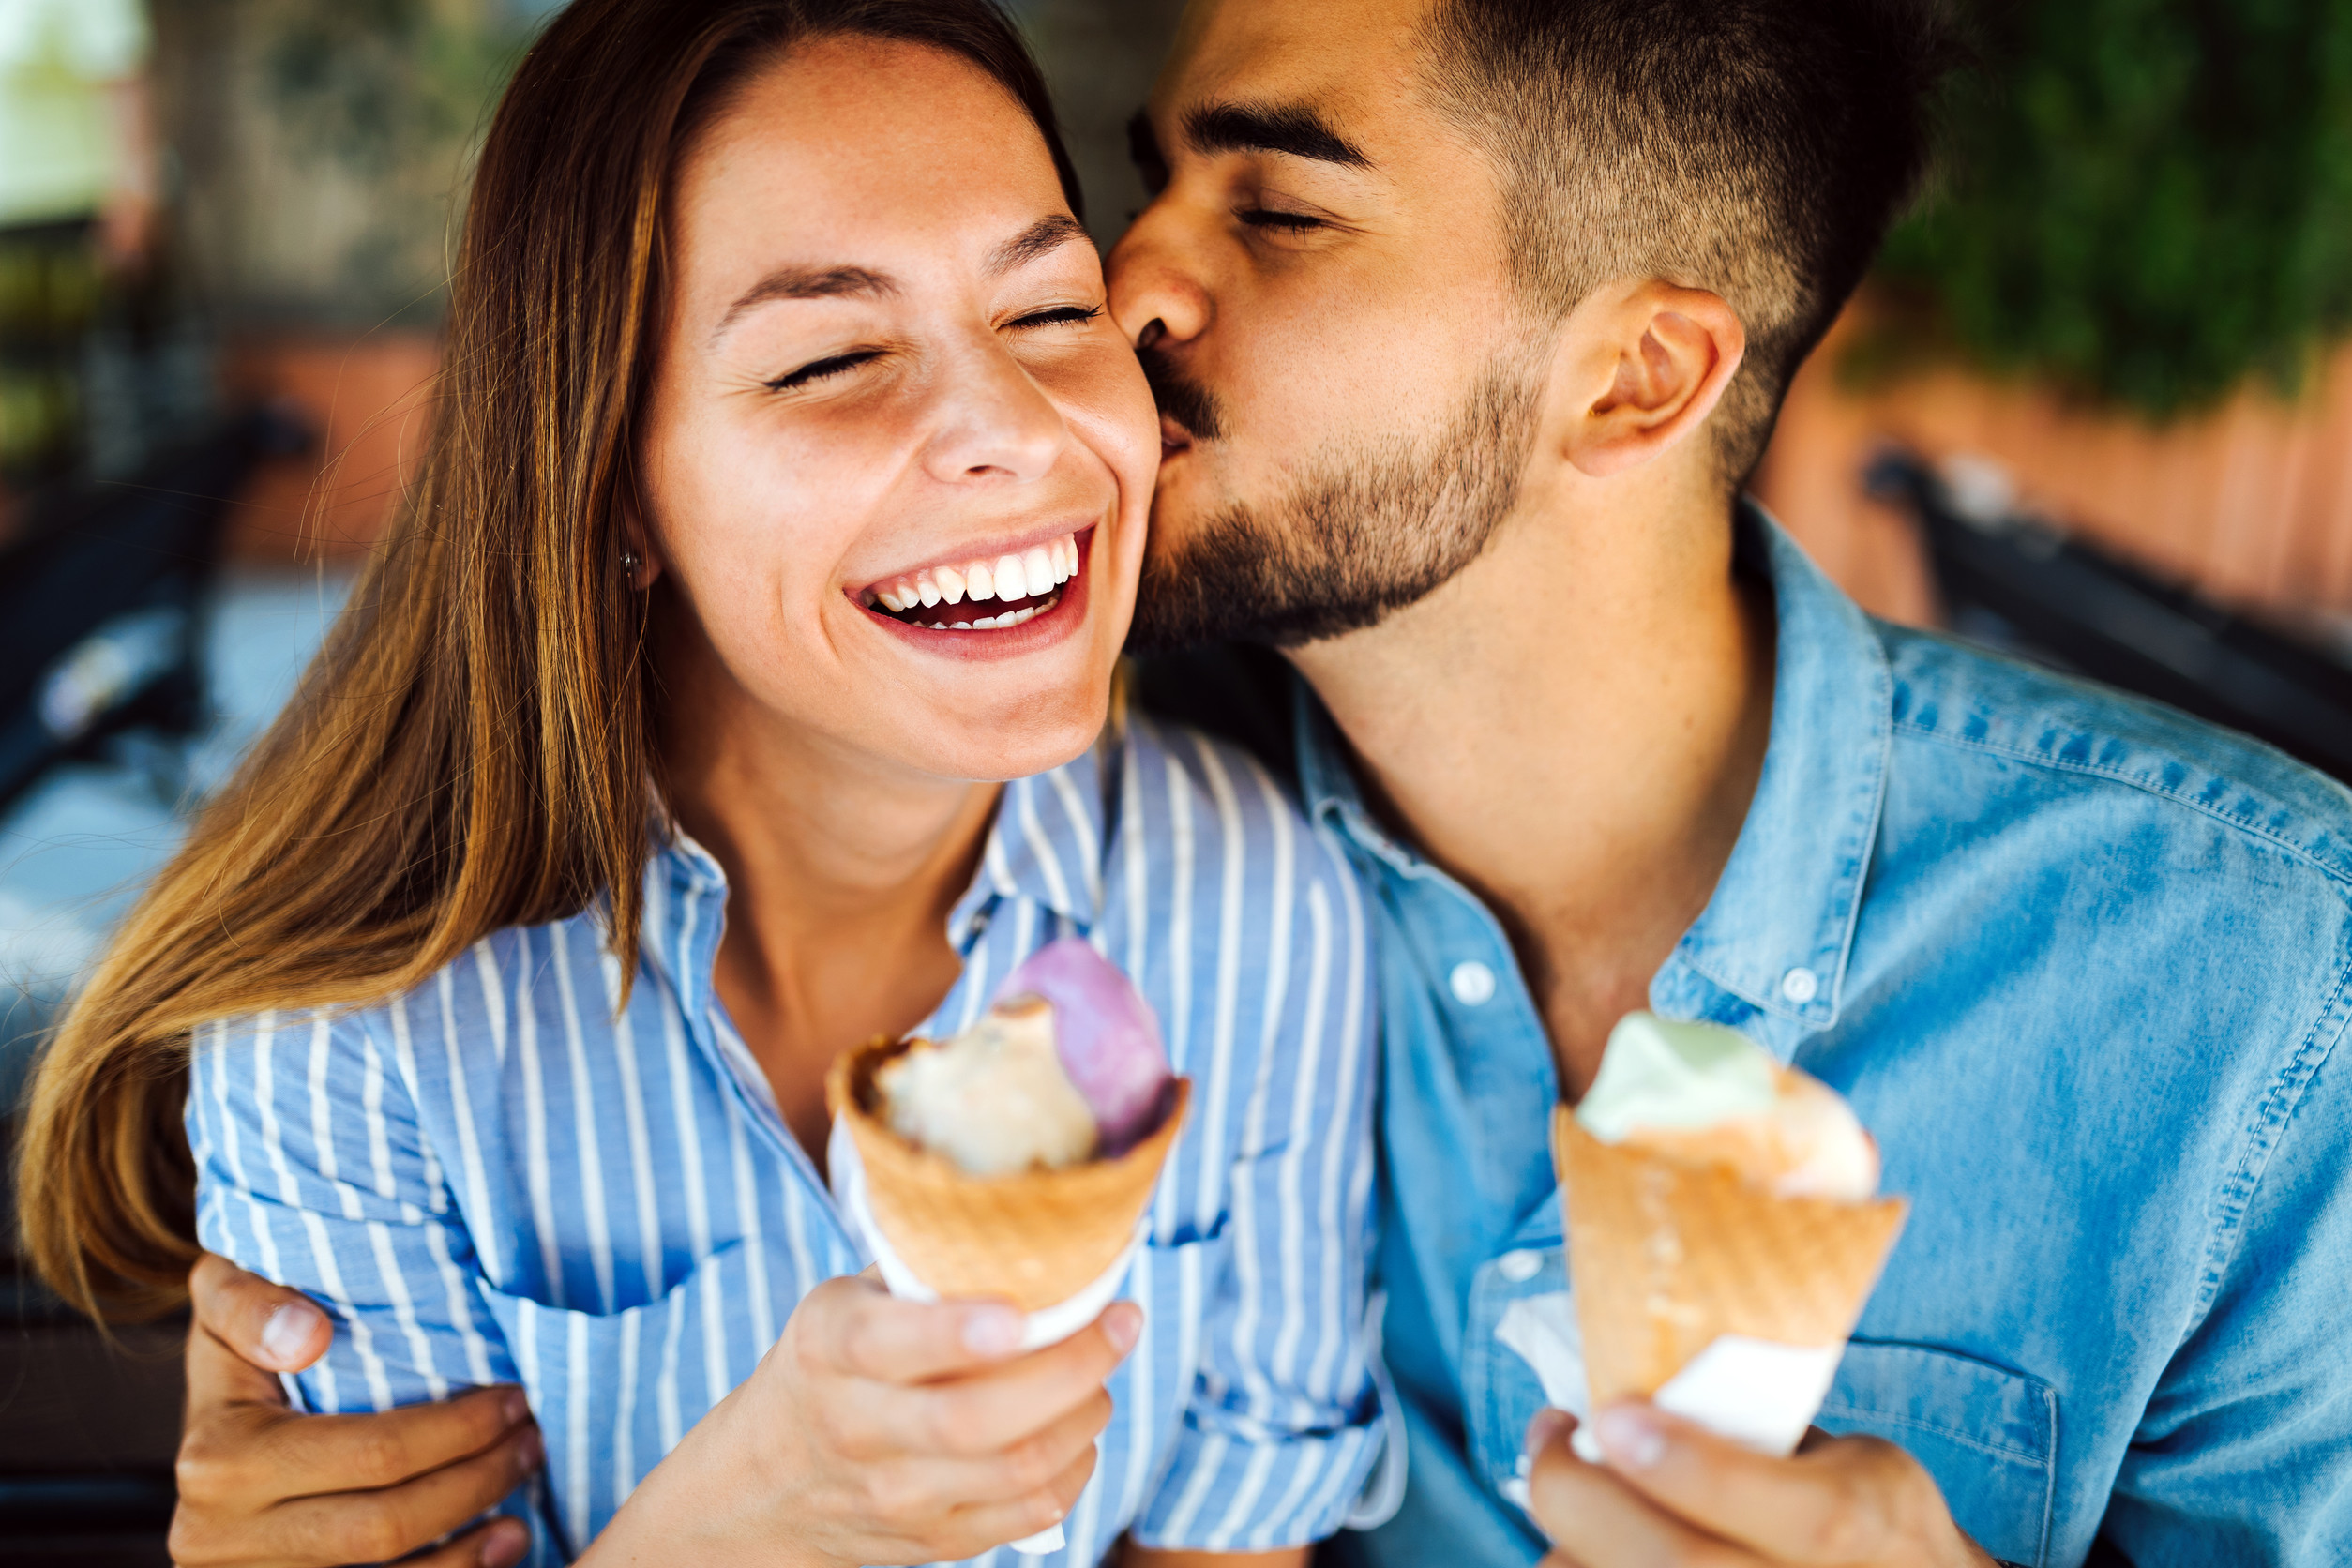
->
[476,1241,762,1560]
[1819,1340,2058,1568]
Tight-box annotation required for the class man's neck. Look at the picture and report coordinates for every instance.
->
[1289,479,1773,1098]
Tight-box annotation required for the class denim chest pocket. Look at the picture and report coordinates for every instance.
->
[1818,1340,2058,1568]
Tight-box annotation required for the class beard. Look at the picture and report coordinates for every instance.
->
[1126,340,1547,652]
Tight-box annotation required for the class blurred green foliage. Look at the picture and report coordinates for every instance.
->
[1877,0,2352,417]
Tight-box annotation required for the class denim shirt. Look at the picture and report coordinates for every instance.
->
[1304,505,2352,1568]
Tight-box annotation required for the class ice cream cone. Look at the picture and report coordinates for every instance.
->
[1554,1107,1907,1408]
[828,1035,1191,1312]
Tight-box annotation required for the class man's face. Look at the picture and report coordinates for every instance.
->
[1109,0,1548,649]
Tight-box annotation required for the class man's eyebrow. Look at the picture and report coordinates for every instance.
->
[713,265,895,343]
[1182,101,1373,170]
[986,214,1092,276]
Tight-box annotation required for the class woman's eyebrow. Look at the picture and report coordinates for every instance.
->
[988,214,1092,275]
[712,264,896,345]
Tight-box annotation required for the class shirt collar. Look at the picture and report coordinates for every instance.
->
[950,734,1111,945]
[1295,499,1893,1062]
[634,732,1111,991]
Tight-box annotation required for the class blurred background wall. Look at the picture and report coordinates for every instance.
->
[3,2,2350,1559]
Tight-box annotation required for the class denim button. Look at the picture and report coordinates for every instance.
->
[1781,965,1820,1003]
[1450,959,1498,1005]
[1498,1248,1541,1283]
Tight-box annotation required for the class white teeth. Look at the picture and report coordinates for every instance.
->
[971,613,999,629]
[994,553,1028,600]
[869,538,1078,618]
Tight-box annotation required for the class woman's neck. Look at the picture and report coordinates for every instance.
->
[657,641,1001,1168]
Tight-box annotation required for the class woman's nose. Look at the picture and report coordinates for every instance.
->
[921,340,1069,485]
[1107,213,1213,351]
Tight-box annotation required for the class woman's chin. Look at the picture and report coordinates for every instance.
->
[895,693,1111,783]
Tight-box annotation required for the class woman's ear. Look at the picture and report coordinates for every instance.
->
[616,490,666,593]
[1551,279,1746,480]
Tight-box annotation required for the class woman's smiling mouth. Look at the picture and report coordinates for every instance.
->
[857,527,1087,631]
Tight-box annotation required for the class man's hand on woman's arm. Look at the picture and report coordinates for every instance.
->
[173,1254,542,1568]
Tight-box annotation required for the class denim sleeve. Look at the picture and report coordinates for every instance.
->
[186,1008,556,1558]
[2099,989,2352,1565]
[1131,837,1386,1553]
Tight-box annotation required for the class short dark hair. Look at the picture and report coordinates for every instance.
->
[1419,0,1956,483]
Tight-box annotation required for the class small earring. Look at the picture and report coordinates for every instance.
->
[620,549,641,580]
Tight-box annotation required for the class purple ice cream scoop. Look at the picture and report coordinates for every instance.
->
[994,938,1172,1156]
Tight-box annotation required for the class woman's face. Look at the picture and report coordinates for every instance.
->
[638,35,1155,784]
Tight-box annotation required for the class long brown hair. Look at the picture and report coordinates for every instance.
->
[17,0,1081,1322]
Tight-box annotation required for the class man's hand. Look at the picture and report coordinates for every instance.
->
[1526,1404,1997,1567]
[173,1254,543,1568]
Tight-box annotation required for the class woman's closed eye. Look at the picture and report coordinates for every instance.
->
[766,349,886,393]
[1007,303,1104,330]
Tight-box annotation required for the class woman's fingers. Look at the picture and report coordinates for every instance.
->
[798,1273,1028,1385]
[188,1253,332,1373]
[935,1440,1101,1560]
[878,1385,1115,1519]
[843,1301,1141,1461]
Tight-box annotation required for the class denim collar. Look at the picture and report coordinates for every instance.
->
[1296,499,1892,1063]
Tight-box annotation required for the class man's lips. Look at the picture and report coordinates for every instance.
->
[1158,412,1197,457]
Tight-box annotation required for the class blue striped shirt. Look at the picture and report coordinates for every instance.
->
[188,714,1383,1566]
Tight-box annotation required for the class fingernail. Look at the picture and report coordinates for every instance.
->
[504,1388,529,1425]
[260,1301,323,1367]
[1595,1405,1666,1470]
[1101,1301,1143,1354]
[962,1305,1024,1357]
[477,1518,529,1568]
[1523,1407,1573,1457]
[516,1426,545,1470]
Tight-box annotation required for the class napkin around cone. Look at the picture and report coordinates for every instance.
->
[1554,1107,1907,1409]
[827,1034,1190,1312]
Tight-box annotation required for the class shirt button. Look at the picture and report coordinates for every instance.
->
[1498,1249,1542,1283]
[1449,959,1498,1006]
[1781,966,1820,1004]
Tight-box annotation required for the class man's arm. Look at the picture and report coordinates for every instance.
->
[173,1255,540,1568]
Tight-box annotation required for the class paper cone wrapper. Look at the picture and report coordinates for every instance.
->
[827,1035,1190,1313]
[1554,1107,1907,1410]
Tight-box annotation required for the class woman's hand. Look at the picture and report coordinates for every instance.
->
[589,1273,1141,1568]
[172,1254,541,1568]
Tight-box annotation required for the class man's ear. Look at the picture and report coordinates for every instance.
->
[1549,279,1745,479]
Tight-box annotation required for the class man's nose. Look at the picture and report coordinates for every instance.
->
[921,340,1068,486]
[1108,210,1214,351]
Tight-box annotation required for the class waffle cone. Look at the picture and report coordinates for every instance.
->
[1554,1108,1907,1408]
[828,1035,1190,1312]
